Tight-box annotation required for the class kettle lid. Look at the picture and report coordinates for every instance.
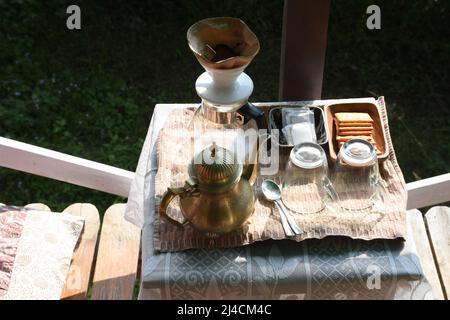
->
[190,143,243,191]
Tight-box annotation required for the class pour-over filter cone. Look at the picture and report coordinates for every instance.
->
[187,17,260,70]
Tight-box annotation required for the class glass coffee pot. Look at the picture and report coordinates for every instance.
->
[187,17,265,181]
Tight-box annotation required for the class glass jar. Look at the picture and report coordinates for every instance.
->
[332,139,383,211]
[281,142,332,214]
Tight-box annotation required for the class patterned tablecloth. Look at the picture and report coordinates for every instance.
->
[0,206,84,300]
[125,98,434,300]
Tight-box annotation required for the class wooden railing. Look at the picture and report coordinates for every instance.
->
[0,137,134,197]
[1,136,449,209]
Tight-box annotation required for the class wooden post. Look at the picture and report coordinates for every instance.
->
[279,0,331,101]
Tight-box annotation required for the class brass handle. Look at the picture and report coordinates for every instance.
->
[159,187,188,228]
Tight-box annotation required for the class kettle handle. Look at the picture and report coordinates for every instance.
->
[159,187,189,228]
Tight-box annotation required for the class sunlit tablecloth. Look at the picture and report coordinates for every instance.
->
[125,99,434,300]
[0,206,84,300]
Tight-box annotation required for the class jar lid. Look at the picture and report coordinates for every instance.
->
[290,142,326,169]
[340,139,377,167]
[190,143,242,191]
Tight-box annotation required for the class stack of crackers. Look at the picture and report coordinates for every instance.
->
[334,112,382,156]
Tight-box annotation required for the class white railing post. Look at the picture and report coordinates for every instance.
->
[0,137,134,197]
[407,173,450,210]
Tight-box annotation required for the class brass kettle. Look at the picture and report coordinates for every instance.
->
[159,143,255,237]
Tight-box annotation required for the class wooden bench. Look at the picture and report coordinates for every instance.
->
[18,202,449,300]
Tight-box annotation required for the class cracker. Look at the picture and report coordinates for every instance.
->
[336,135,375,142]
[335,112,373,123]
[337,122,373,127]
[338,127,373,132]
[337,131,373,136]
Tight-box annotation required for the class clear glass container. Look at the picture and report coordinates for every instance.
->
[281,143,333,214]
[332,139,383,211]
[189,104,259,181]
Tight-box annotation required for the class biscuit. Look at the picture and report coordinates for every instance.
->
[335,112,374,123]
[336,135,375,142]
[337,131,373,136]
[337,127,373,132]
[333,112,384,157]
[335,121,373,129]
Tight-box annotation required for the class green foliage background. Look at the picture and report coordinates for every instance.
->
[1,0,449,214]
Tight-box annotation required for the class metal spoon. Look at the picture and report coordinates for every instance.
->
[261,180,304,236]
